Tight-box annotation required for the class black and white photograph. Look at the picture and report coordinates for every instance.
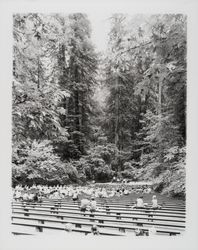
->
[0,0,198,249]
[11,12,186,237]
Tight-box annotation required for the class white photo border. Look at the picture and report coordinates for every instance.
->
[0,0,197,249]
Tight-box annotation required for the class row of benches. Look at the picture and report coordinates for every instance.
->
[41,195,185,205]
[13,207,185,227]
[12,204,185,236]
[15,199,186,210]
[12,217,183,236]
[12,194,185,236]
[12,202,186,216]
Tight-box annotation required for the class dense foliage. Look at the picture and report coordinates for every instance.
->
[12,14,186,198]
[102,14,186,197]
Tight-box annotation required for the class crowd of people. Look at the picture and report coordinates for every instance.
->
[12,183,153,202]
[12,183,162,236]
[12,184,160,210]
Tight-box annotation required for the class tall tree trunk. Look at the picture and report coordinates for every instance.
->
[37,57,40,89]
[115,75,120,172]
[115,75,119,147]
[158,79,162,121]
[59,44,69,128]
[158,77,163,163]
[74,66,82,153]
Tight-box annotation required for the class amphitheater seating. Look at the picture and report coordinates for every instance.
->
[12,221,125,236]
[11,193,185,236]
[12,203,186,217]
[12,217,183,236]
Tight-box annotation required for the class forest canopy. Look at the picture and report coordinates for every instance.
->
[12,13,186,198]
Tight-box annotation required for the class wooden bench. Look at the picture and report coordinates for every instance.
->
[12,211,185,229]
[12,200,186,212]
[12,231,34,235]
[12,208,185,229]
[24,197,186,207]
[12,203,186,216]
[13,201,185,211]
[12,209,186,224]
[12,216,184,236]
[12,193,185,236]
[12,221,125,236]
[29,197,186,205]
[12,206,186,220]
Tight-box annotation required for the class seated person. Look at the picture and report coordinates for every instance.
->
[124,189,129,195]
[90,197,97,212]
[54,191,61,199]
[37,193,43,203]
[143,186,152,194]
[132,196,146,209]
[14,190,22,201]
[149,226,157,236]
[135,228,144,236]
[80,198,90,212]
[28,193,35,202]
[98,190,103,198]
[136,196,145,208]
[65,223,73,232]
[112,176,116,183]
[22,192,29,202]
[49,191,55,199]
[33,193,39,202]
[116,189,120,196]
[72,192,79,201]
[109,190,115,197]
[151,195,161,209]
[91,224,100,235]
[101,189,108,198]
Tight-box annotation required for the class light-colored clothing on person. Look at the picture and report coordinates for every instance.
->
[80,199,90,209]
[90,200,97,210]
[136,198,144,207]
